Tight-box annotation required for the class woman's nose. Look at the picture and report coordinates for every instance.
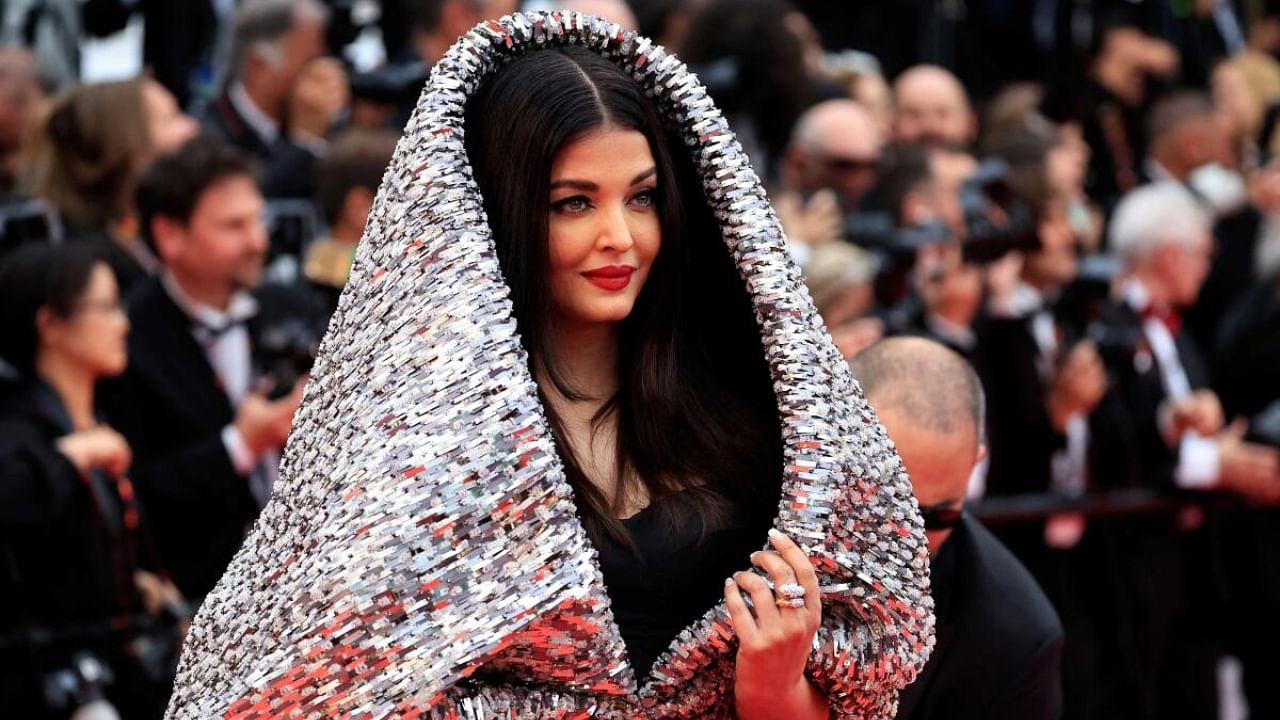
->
[596,204,635,252]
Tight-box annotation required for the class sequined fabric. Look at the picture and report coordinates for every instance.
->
[165,11,934,719]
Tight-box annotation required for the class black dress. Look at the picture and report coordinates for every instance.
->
[0,381,168,718]
[593,487,768,682]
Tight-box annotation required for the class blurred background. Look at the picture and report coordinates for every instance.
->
[1,1,1280,718]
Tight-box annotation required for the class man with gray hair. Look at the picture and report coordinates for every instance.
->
[202,0,349,198]
[1088,180,1280,718]
[1096,181,1278,500]
[851,336,1063,720]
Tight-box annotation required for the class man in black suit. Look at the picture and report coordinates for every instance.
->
[851,336,1064,720]
[201,0,349,198]
[100,137,318,602]
[1089,181,1280,718]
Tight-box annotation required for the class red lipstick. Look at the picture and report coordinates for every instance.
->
[582,265,635,291]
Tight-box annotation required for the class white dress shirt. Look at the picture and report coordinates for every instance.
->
[1122,280,1220,488]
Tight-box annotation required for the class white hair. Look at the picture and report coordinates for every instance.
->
[1108,181,1211,264]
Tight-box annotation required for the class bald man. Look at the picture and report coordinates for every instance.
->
[892,65,976,148]
[781,99,884,213]
[852,337,1063,720]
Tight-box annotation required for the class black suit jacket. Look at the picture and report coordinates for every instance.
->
[200,91,319,199]
[976,312,1063,498]
[1090,300,1210,492]
[99,278,260,601]
[896,514,1064,720]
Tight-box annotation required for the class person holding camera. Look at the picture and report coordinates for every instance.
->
[99,136,325,603]
[0,243,186,719]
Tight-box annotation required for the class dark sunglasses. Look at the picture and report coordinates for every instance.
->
[820,155,879,174]
[919,501,964,530]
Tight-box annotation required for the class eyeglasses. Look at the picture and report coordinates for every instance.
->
[919,501,963,530]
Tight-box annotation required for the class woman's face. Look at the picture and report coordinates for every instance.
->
[142,79,198,155]
[546,127,661,331]
[1046,123,1089,199]
[41,263,129,378]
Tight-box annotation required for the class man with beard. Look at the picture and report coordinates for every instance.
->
[101,137,322,602]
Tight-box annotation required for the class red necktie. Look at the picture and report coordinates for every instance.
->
[1140,303,1182,337]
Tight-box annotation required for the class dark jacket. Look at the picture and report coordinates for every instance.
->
[1089,299,1210,492]
[0,381,157,717]
[200,91,320,199]
[896,513,1064,720]
[98,277,323,600]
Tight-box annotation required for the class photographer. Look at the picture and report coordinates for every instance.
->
[873,143,985,360]
[99,137,324,603]
[0,243,185,719]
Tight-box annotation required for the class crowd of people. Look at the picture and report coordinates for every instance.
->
[0,0,1279,718]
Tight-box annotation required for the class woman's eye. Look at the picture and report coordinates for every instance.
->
[552,196,591,214]
[631,189,656,208]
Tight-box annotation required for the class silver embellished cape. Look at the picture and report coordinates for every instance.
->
[165,12,934,719]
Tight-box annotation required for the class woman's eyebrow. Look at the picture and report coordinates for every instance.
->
[549,167,657,191]
[549,178,597,191]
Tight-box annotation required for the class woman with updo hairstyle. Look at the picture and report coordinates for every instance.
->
[24,77,198,293]
[0,243,185,719]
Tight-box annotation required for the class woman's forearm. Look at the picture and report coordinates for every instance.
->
[736,677,829,720]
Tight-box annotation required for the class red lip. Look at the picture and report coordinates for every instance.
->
[582,265,636,291]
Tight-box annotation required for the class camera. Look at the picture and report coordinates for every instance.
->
[956,158,1040,264]
[257,316,322,400]
[842,158,1039,266]
[0,198,63,259]
[263,199,321,264]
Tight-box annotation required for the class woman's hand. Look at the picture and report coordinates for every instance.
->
[56,426,132,478]
[725,529,829,719]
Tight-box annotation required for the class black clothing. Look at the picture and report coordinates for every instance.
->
[976,311,1066,499]
[1185,208,1262,356]
[1212,275,1280,717]
[1080,81,1147,210]
[0,381,165,718]
[1213,274,1280,421]
[82,0,219,109]
[1088,298,1224,719]
[895,513,1063,720]
[594,488,765,681]
[99,277,324,600]
[200,92,320,199]
[1090,299,1211,492]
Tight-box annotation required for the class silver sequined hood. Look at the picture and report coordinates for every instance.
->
[165,12,934,719]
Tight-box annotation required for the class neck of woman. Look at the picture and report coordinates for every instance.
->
[36,353,97,431]
[543,320,619,403]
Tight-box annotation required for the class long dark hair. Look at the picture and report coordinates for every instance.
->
[464,46,783,545]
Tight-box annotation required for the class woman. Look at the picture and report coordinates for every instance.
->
[24,77,198,293]
[167,12,932,719]
[0,244,186,719]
